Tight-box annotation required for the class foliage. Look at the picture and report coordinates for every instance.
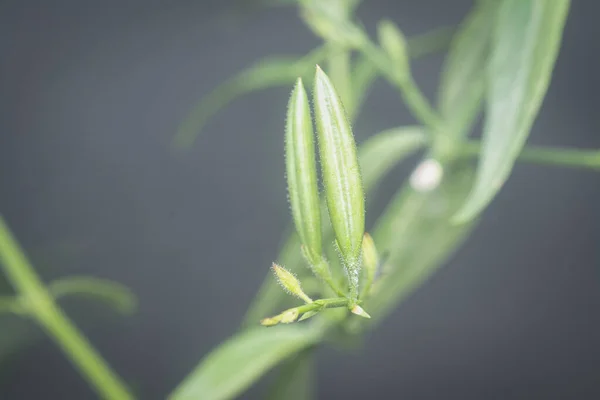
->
[4,0,599,399]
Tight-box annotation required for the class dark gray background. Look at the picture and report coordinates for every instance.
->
[1,0,599,399]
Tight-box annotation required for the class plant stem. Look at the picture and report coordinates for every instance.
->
[0,215,134,400]
[462,142,600,170]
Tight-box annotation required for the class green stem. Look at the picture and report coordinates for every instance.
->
[462,142,600,170]
[0,215,133,400]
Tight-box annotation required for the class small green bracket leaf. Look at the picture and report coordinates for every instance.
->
[453,0,571,223]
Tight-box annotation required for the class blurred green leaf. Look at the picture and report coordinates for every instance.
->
[48,276,137,315]
[265,348,315,400]
[169,325,322,400]
[453,0,570,223]
[437,1,497,140]
[347,159,478,331]
[174,47,327,150]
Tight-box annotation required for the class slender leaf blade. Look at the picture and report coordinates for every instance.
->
[453,0,570,222]
[169,325,322,400]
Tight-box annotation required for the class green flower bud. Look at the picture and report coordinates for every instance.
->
[271,263,312,304]
[313,65,365,300]
[285,78,322,266]
[377,20,410,82]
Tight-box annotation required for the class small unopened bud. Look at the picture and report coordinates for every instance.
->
[272,263,312,303]
[350,305,371,319]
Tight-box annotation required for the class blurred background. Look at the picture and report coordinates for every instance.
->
[0,0,599,399]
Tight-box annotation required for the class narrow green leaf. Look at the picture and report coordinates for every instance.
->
[243,126,426,326]
[437,1,497,139]
[174,47,327,150]
[169,325,322,400]
[285,79,322,265]
[313,66,365,301]
[265,349,315,400]
[453,0,570,223]
[48,276,137,315]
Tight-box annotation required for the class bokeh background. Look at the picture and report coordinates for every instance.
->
[1,0,599,399]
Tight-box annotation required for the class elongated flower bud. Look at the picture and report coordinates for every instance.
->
[271,263,312,304]
[313,66,365,301]
[286,78,322,265]
[377,20,410,82]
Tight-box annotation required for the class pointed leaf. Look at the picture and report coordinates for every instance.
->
[169,325,322,400]
[453,0,570,222]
